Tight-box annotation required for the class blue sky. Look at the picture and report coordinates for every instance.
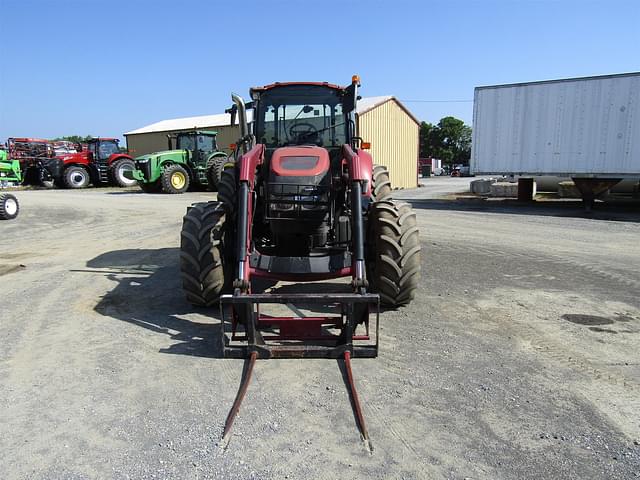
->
[0,0,638,142]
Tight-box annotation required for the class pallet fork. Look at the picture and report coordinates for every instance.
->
[219,292,379,452]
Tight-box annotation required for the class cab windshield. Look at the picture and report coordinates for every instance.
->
[256,85,349,148]
[177,134,216,152]
[96,141,119,159]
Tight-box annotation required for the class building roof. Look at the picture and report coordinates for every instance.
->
[356,96,420,125]
[125,96,419,135]
[124,112,239,136]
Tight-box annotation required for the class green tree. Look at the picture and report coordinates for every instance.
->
[51,135,94,144]
[419,116,472,166]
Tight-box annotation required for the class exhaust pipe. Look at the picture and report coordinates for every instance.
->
[231,93,251,153]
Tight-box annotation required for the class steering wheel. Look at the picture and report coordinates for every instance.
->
[289,122,318,139]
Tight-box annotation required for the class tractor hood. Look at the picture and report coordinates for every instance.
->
[135,149,186,161]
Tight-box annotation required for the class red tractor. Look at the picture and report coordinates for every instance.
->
[53,138,136,188]
[179,76,421,449]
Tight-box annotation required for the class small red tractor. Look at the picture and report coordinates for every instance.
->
[53,138,136,188]
[179,76,421,450]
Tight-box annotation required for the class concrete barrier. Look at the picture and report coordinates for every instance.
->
[470,178,496,194]
[490,182,519,197]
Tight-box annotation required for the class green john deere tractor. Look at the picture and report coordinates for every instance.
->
[0,148,22,187]
[126,130,228,194]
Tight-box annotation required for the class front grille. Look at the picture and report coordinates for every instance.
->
[266,183,330,220]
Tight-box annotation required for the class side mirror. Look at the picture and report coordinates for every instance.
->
[343,84,357,113]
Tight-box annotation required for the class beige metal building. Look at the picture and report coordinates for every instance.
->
[124,96,419,188]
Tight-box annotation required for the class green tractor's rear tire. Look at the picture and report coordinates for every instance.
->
[138,180,162,193]
[161,164,190,194]
[0,193,19,220]
[206,156,227,191]
[180,201,232,306]
[366,200,421,307]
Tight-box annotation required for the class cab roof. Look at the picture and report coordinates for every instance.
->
[250,82,345,95]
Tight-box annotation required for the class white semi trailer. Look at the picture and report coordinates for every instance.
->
[471,72,640,206]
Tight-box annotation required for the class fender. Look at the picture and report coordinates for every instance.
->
[342,145,373,197]
[58,152,91,167]
[238,144,265,188]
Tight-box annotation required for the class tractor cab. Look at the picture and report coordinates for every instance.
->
[87,138,121,161]
[174,130,218,167]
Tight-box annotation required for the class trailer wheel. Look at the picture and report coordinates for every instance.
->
[180,201,232,306]
[63,166,90,189]
[371,164,392,201]
[138,180,162,193]
[217,163,237,213]
[109,158,137,187]
[206,156,227,191]
[366,200,421,307]
[0,193,19,220]
[161,164,190,194]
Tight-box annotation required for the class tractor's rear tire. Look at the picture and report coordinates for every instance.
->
[206,156,227,191]
[138,181,162,193]
[180,201,232,306]
[0,193,19,220]
[161,164,190,194]
[217,163,237,212]
[366,200,421,307]
[109,158,137,187]
[371,164,392,201]
[63,166,90,189]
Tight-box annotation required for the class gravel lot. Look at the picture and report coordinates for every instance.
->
[1,184,639,479]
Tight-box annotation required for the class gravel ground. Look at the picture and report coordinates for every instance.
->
[1,186,639,479]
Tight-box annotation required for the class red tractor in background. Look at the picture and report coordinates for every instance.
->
[53,138,136,188]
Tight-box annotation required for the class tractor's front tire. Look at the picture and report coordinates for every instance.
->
[0,193,19,220]
[63,166,91,189]
[180,201,232,306]
[367,200,421,307]
[217,163,237,212]
[206,156,227,191]
[109,159,137,187]
[161,164,190,194]
[371,164,392,201]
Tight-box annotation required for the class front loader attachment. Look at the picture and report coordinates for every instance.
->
[218,291,379,452]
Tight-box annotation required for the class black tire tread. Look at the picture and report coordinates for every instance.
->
[217,163,237,213]
[63,166,90,189]
[109,158,136,188]
[371,164,392,201]
[0,193,19,220]
[367,200,421,307]
[161,164,190,194]
[180,201,231,306]
[206,155,227,191]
